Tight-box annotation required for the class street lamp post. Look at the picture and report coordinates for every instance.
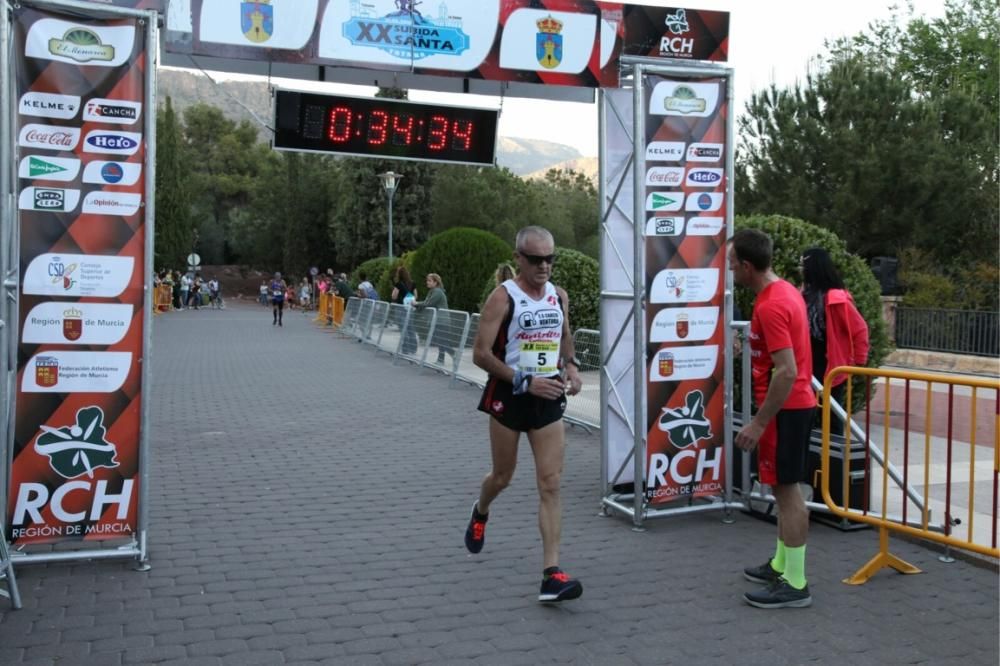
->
[377,171,403,260]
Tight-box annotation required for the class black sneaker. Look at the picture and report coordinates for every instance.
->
[743,578,811,609]
[464,503,487,554]
[744,559,782,585]
[539,569,583,603]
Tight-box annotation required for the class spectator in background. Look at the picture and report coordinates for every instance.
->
[180,272,191,310]
[411,272,454,365]
[494,262,515,286]
[299,278,312,310]
[189,276,202,310]
[799,247,870,435]
[334,273,354,301]
[391,266,418,353]
[357,272,378,300]
[208,276,222,309]
[259,280,269,306]
[285,281,297,310]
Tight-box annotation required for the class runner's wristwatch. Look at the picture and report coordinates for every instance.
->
[565,356,582,369]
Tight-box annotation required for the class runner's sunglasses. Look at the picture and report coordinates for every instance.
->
[517,251,556,266]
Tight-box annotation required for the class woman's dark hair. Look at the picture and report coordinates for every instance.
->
[395,265,412,285]
[800,247,845,291]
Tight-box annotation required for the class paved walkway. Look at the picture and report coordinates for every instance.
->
[1,302,997,665]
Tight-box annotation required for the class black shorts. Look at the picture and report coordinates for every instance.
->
[478,375,567,433]
[758,407,815,485]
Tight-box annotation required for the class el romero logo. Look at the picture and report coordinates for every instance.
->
[19,124,81,151]
[25,19,135,67]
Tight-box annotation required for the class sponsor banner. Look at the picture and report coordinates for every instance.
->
[687,142,723,162]
[649,345,719,382]
[18,155,81,182]
[685,192,724,212]
[622,6,729,62]
[645,141,685,162]
[24,18,136,67]
[649,80,720,118]
[645,216,684,237]
[645,192,684,212]
[650,306,720,343]
[645,166,684,187]
[649,268,719,304]
[21,351,132,393]
[22,302,132,345]
[11,5,149,547]
[83,129,142,155]
[685,168,724,188]
[643,73,730,506]
[82,160,142,185]
[82,98,142,125]
[18,91,81,119]
[199,0,318,49]
[19,123,81,150]
[685,216,724,236]
[499,9,597,74]
[18,186,81,213]
[82,191,142,216]
[23,253,135,298]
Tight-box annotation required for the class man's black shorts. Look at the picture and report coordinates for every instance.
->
[758,407,815,486]
[478,375,567,433]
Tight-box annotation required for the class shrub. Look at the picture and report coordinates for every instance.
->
[409,228,511,313]
[351,256,392,299]
[550,248,599,332]
[735,214,892,411]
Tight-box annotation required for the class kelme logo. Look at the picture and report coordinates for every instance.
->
[48,28,115,63]
[34,406,119,479]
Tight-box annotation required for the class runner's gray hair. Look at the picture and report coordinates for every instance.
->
[515,226,553,250]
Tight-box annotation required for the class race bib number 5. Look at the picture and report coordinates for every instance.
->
[519,341,559,375]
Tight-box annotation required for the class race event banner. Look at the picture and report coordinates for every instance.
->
[164,1,729,89]
[6,3,149,546]
[643,75,727,506]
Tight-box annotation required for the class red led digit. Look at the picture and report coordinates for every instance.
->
[451,119,474,151]
[368,110,389,145]
[428,115,448,151]
[392,113,415,146]
[328,106,352,143]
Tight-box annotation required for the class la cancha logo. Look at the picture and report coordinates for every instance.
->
[34,407,119,479]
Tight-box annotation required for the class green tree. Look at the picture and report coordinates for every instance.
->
[154,96,193,269]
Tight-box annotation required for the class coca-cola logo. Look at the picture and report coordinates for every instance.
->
[26,130,74,146]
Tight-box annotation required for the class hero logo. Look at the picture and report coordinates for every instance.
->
[518,309,561,330]
[83,130,141,155]
[19,124,81,150]
[83,98,141,124]
[646,166,684,186]
[686,143,723,162]
[685,168,724,187]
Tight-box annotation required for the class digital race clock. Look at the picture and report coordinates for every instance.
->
[273,90,499,166]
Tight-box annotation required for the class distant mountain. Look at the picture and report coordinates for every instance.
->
[524,156,599,185]
[155,68,585,177]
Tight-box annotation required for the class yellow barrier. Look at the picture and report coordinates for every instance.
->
[314,293,329,324]
[821,366,999,584]
[153,285,172,314]
[331,296,344,327]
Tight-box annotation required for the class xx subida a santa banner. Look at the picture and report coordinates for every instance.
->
[643,75,728,505]
[6,3,149,546]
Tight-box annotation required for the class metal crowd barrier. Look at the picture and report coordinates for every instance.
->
[0,523,22,609]
[820,366,1000,584]
[327,300,599,428]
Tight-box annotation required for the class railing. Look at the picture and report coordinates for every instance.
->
[820,366,999,584]
[895,307,999,358]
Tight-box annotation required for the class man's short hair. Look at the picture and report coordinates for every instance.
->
[730,229,773,271]
[515,226,553,251]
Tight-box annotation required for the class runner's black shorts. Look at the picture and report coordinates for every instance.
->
[758,407,815,485]
[478,375,567,433]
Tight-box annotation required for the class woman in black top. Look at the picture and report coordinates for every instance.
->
[392,266,418,354]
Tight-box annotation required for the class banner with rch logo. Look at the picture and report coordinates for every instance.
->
[7,3,148,545]
[642,74,729,506]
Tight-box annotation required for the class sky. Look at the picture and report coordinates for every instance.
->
[185,0,950,157]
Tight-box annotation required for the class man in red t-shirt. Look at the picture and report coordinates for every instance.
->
[728,229,816,609]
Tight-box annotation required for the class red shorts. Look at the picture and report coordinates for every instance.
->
[757,408,815,486]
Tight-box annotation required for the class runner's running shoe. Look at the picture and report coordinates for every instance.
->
[538,569,583,603]
[464,502,487,554]
[744,578,811,609]
[743,559,783,584]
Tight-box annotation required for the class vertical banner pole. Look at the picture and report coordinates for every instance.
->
[597,89,609,505]
[722,69,736,511]
[1,0,13,525]
[136,7,158,569]
[631,63,646,526]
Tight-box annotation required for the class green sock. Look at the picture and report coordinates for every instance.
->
[783,545,807,589]
[770,539,786,573]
